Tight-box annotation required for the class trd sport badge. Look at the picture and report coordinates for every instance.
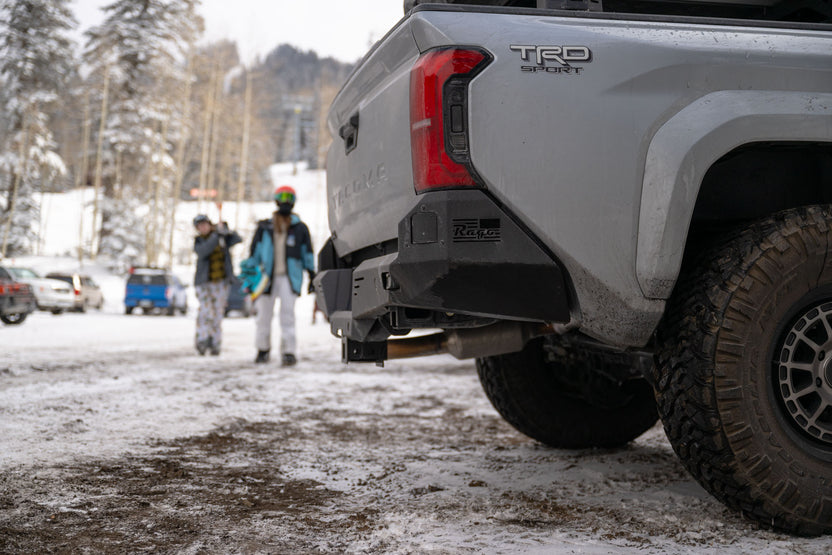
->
[510,44,592,74]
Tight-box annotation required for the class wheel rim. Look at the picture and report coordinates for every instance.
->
[775,300,832,448]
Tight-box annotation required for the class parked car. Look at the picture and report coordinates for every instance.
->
[124,267,188,315]
[0,266,37,325]
[4,267,74,314]
[225,276,253,317]
[45,272,104,312]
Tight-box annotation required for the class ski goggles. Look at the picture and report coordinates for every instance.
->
[274,190,295,204]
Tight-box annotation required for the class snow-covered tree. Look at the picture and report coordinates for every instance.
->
[83,0,203,264]
[0,0,77,257]
[96,196,145,268]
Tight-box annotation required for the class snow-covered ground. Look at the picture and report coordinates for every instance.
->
[1,165,831,553]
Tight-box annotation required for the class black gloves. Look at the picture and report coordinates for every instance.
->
[307,272,316,294]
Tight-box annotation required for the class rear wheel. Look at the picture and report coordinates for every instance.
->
[654,206,832,535]
[125,306,134,315]
[477,335,657,449]
[1,312,28,325]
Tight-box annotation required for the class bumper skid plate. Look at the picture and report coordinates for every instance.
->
[314,190,571,359]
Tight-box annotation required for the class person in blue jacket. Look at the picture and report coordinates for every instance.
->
[193,214,242,356]
[241,186,315,365]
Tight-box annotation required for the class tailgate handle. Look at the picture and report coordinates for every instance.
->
[339,113,359,155]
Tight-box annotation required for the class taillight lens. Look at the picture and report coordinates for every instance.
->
[410,47,490,193]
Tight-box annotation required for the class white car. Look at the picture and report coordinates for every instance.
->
[5,267,75,314]
[45,272,105,312]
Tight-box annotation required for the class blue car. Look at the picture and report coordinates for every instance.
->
[124,268,188,315]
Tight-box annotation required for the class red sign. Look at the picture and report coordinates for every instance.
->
[189,188,218,198]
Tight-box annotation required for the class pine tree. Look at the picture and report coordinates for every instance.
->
[0,0,77,257]
[82,0,203,264]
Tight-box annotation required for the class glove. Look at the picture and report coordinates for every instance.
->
[307,272,316,295]
[216,222,229,235]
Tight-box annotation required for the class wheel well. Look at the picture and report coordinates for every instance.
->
[683,141,832,260]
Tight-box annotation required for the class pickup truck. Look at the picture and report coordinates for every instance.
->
[314,0,832,534]
[124,267,188,315]
[0,266,37,325]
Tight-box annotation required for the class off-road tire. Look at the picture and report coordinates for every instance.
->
[1,312,28,325]
[477,336,658,449]
[654,206,832,535]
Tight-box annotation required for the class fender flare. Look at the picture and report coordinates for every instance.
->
[636,90,832,299]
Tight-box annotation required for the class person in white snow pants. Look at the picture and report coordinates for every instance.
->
[192,214,242,356]
[241,186,315,366]
[254,275,296,360]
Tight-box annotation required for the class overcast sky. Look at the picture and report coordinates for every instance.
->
[71,0,405,64]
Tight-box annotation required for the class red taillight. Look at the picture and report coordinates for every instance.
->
[410,47,489,193]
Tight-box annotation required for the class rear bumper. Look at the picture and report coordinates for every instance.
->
[315,189,573,350]
[125,299,170,308]
[0,295,36,316]
[35,292,75,311]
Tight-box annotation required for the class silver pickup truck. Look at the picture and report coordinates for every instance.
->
[314,0,832,534]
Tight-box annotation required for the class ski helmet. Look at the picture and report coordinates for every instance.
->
[274,186,296,205]
[274,186,296,215]
[193,214,210,227]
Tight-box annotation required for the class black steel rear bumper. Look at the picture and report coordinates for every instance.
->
[314,189,573,356]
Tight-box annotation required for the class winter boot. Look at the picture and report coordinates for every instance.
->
[254,350,270,364]
[196,338,210,356]
[281,353,297,367]
[210,341,220,356]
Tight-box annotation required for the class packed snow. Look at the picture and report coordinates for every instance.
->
[1,164,831,553]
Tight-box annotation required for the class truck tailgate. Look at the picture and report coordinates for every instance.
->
[326,18,420,257]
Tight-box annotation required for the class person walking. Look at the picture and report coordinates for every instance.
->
[193,214,242,356]
[241,186,315,366]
